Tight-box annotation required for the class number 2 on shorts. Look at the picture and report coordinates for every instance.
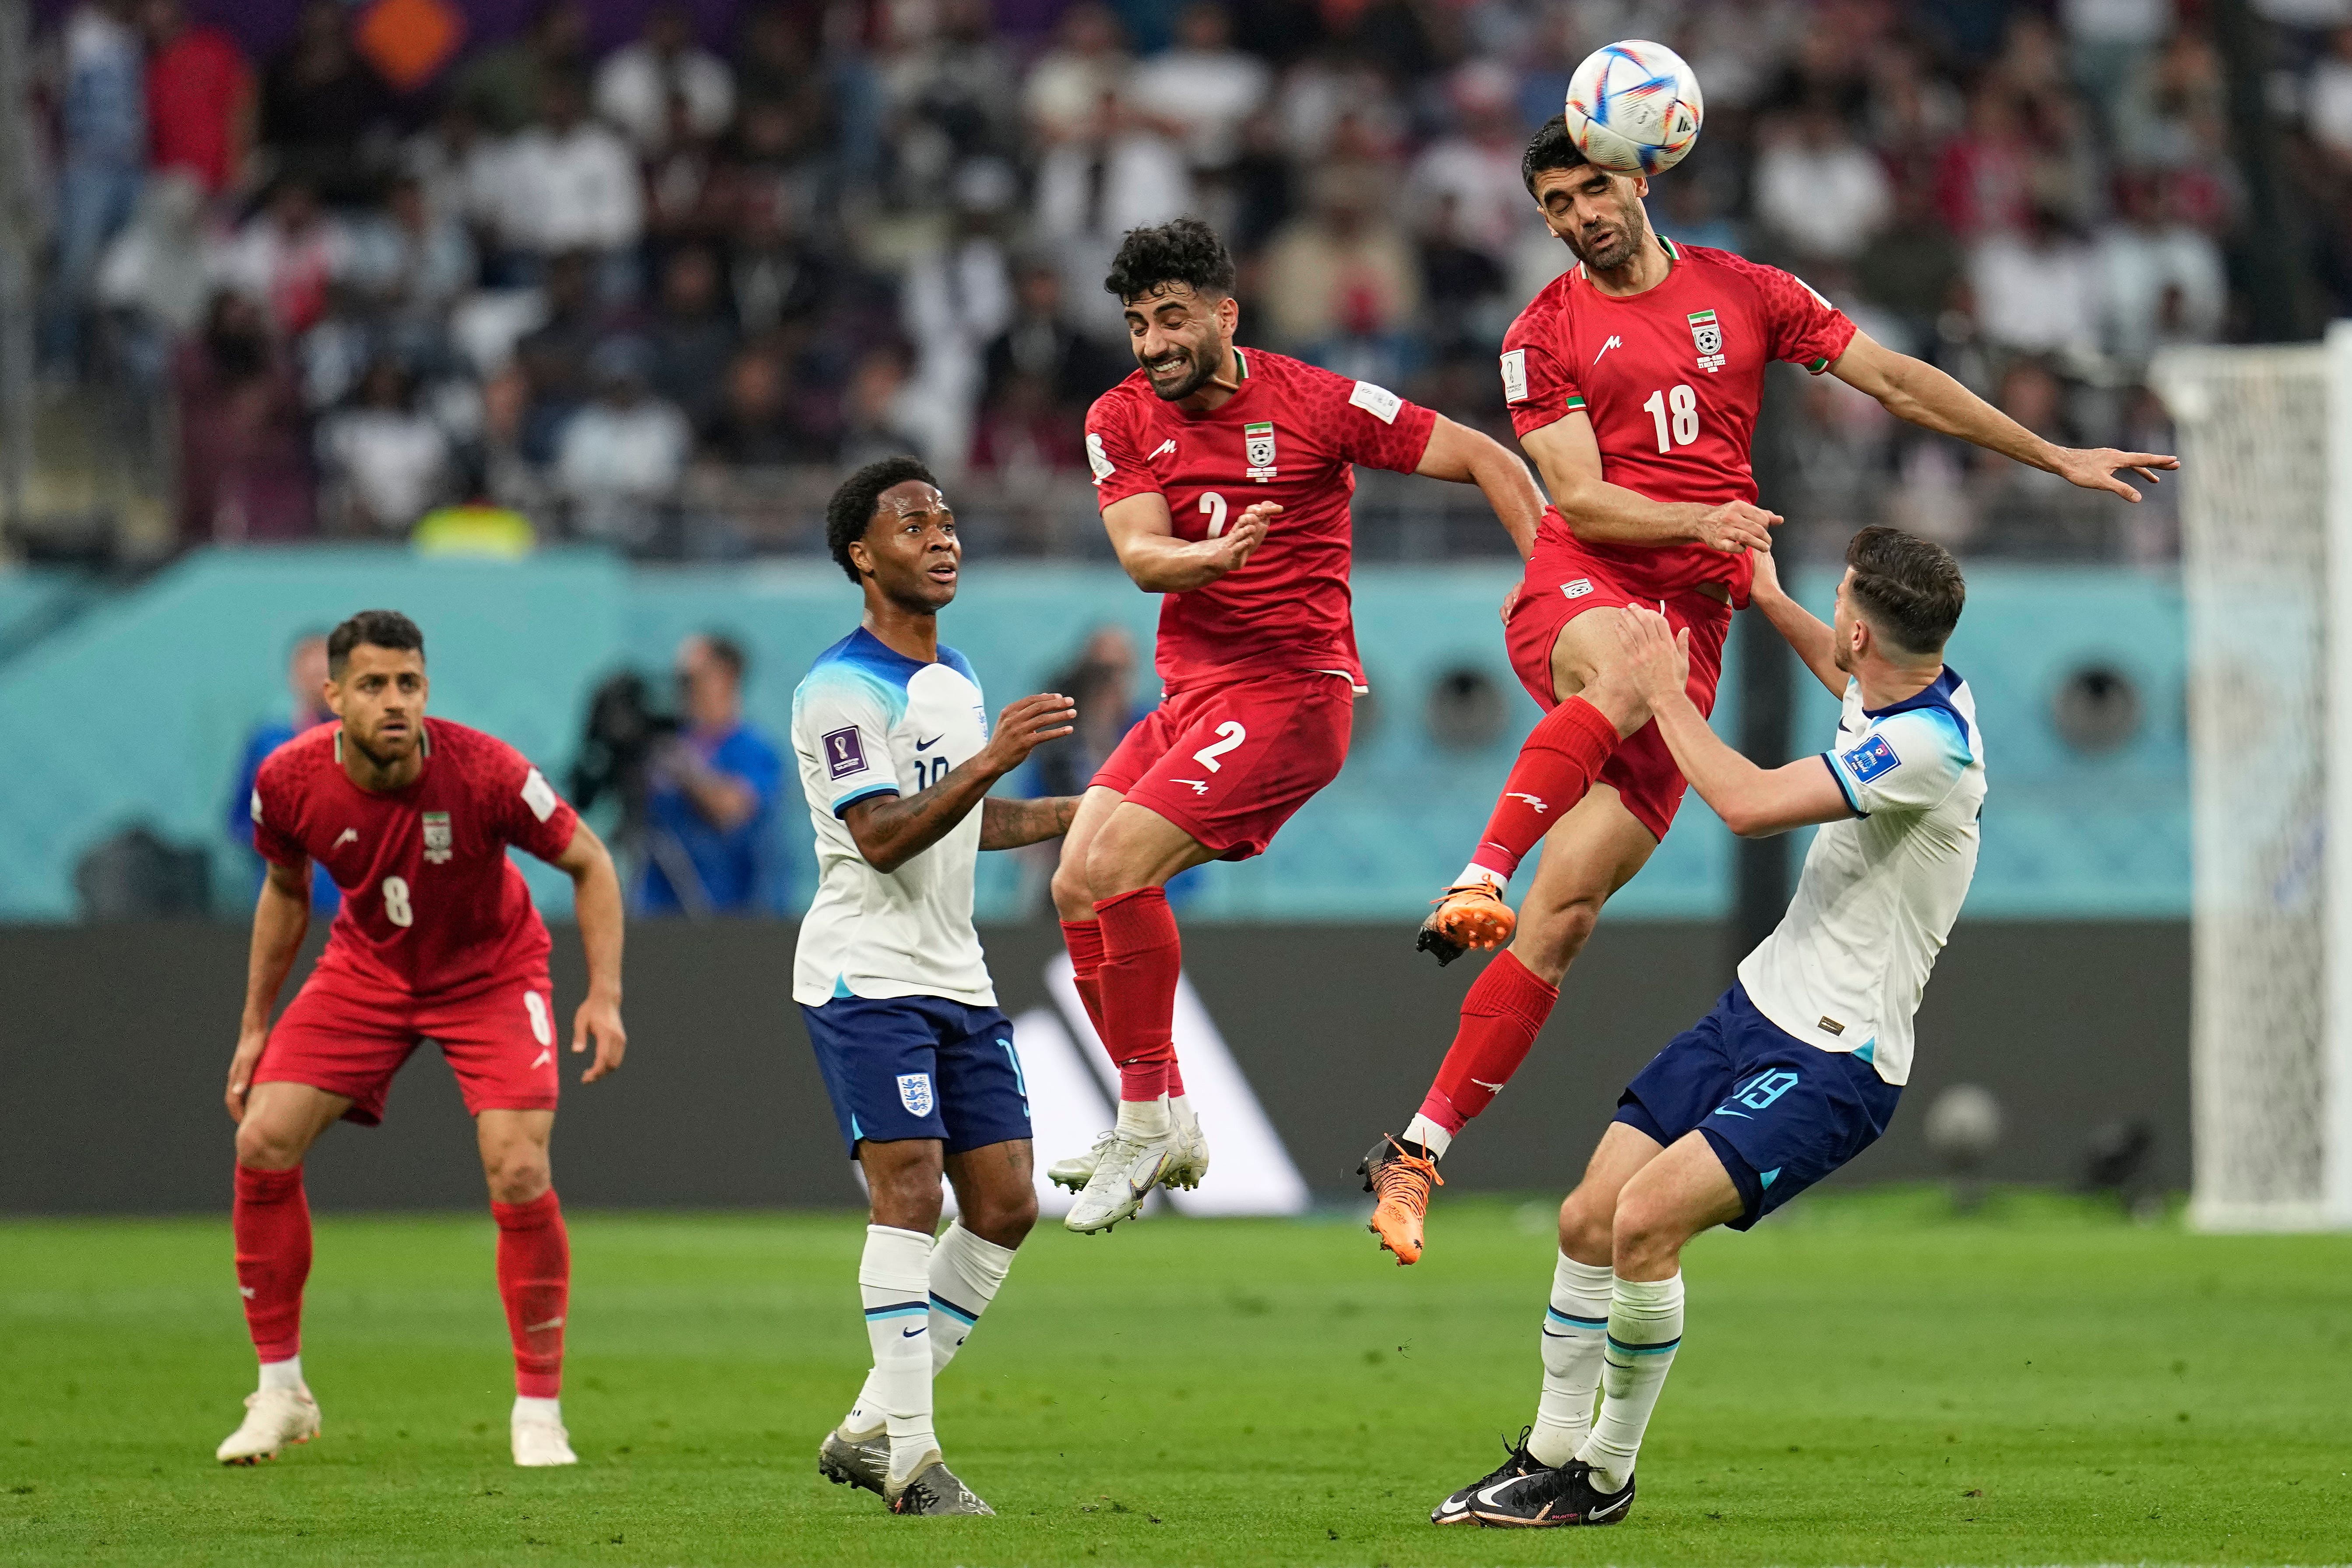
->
[1192,721,1246,773]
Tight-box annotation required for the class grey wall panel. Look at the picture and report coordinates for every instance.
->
[0,920,2187,1214]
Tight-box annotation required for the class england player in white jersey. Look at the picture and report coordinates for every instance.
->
[1438,527,1980,1530]
[792,457,1081,1517]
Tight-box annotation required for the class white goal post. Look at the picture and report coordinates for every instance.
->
[2155,323,2352,1231]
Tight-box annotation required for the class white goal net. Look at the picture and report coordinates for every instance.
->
[2155,324,2352,1230]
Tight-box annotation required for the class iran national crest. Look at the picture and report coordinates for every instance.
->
[1243,420,1276,480]
[897,1073,935,1117]
[423,811,453,863]
[1688,309,1726,371]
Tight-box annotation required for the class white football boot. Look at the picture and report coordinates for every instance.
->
[1050,1106,1210,1194]
[512,1412,578,1466]
[1064,1126,1181,1233]
[215,1387,321,1465]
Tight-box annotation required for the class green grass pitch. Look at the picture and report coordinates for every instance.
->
[4,1190,2348,1566]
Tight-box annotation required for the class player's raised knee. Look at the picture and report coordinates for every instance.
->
[964,1186,1038,1248]
[1608,1187,1689,1277]
[1048,855,1096,922]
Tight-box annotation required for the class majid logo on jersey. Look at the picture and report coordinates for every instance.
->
[422,811,453,864]
[1244,420,1277,482]
[1688,309,1726,373]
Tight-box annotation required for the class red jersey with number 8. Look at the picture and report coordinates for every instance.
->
[1086,348,1438,692]
[252,718,579,997]
[1501,236,1856,603]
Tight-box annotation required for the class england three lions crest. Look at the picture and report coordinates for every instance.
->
[896,1073,934,1117]
[1244,420,1277,482]
[1688,310,1726,373]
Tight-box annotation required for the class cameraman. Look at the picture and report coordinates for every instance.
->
[638,632,784,916]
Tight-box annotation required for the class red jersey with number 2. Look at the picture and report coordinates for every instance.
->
[1501,237,1856,603]
[1086,348,1439,691]
[252,718,579,997]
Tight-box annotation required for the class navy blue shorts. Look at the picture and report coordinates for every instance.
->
[1614,984,1902,1230]
[800,995,1033,1159]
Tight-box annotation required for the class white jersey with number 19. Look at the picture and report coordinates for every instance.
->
[1736,669,1985,1087]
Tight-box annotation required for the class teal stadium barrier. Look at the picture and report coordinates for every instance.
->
[0,548,2184,921]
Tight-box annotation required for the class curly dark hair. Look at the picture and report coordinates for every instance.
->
[1845,525,1966,655]
[825,455,940,585]
[326,610,424,675]
[1104,217,1236,304]
[1521,113,1591,195]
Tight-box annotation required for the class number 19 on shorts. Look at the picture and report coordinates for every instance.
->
[1643,384,1700,454]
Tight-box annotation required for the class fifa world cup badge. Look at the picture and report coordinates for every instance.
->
[1689,309,1726,373]
[423,811,453,864]
[1244,420,1278,482]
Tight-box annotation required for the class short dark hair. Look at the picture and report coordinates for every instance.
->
[699,631,748,680]
[327,610,425,676]
[1844,526,1965,655]
[1522,114,1590,195]
[825,456,940,585]
[1104,217,1236,305]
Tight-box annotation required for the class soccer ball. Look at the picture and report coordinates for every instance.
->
[1563,39,1704,177]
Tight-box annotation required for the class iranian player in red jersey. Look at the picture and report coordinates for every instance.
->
[1360,117,2179,1264]
[214,611,627,1468]
[1048,218,1548,1234]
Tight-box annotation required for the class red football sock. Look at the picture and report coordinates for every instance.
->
[1094,887,1182,1103]
[1419,951,1561,1135]
[233,1163,311,1363]
[1470,697,1622,881]
[493,1189,570,1399]
[1063,916,1185,1096]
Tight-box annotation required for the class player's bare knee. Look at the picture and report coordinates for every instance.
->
[1515,893,1602,981]
[234,1119,305,1171]
[484,1152,552,1205]
[1557,1184,1615,1262]
[1049,858,1095,922]
[966,1188,1037,1249]
[1608,1191,1685,1276]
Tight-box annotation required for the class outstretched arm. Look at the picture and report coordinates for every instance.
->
[1614,608,1855,838]
[1101,492,1270,592]
[843,694,1076,873]
[1413,415,1545,559]
[1746,547,1846,698]
[980,794,1080,849]
[548,820,627,1082]
[1520,412,1780,553]
[1828,330,2176,501]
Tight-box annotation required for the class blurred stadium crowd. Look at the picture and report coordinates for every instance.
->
[21,0,2352,564]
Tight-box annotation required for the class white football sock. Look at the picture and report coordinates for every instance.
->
[512,1395,561,1424]
[1168,1093,1197,1134]
[1527,1253,1612,1466]
[1456,862,1506,892]
[854,1224,938,1481]
[1578,1272,1684,1492]
[1401,1113,1453,1159]
[257,1356,305,1394]
[927,1223,1017,1376]
[1115,1095,1170,1139]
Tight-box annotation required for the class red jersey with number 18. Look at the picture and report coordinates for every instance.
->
[252,717,579,997]
[1501,236,1857,603]
[1086,348,1439,692]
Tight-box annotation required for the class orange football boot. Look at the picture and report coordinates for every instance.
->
[1416,881,1516,966]
[1361,1135,1443,1265]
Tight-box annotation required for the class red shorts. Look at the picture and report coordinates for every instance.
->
[1093,670,1353,860]
[254,964,562,1126]
[1503,528,1733,841]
